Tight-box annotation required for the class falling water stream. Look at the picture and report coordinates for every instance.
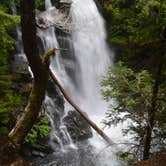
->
[13,0,128,165]
[40,0,123,165]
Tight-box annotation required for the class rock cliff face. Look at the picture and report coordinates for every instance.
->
[63,111,93,142]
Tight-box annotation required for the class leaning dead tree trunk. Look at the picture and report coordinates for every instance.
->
[8,0,51,148]
[49,69,113,145]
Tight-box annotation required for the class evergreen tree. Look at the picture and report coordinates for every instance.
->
[103,0,166,70]
[101,0,166,160]
[101,62,166,160]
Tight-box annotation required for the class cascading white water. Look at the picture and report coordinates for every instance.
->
[70,0,113,117]
[45,0,53,9]
[38,0,78,99]
[37,5,63,80]
[45,95,77,152]
[69,0,130,153]
[38,0,77,153]
[68,1,124,165]
[45,96,65,151]
[12,1,26,61]
[13,0,126,164]
[11,0,29,76]
[41,0,125,165]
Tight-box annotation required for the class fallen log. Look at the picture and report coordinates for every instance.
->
[41,48,113,144]
[49,69,113,145]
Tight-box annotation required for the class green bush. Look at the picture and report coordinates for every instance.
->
[116,151,134,166]
[0,90,24,133]
[24,115,51,144]
[101,62,166,159]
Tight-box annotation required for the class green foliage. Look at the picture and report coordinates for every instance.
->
[0,75,25,134]
[24,115,51,144]
[101,62,153,124]
[0,0,14,12]
[102,0,166,160]
[0,90,24,133]
[35,0,45,11]
[103,0,166,68]
[0,2,21,134]
[116,151,134,166]
[0,0,51,145]
[0,9,19,67]
[101,62,166,159]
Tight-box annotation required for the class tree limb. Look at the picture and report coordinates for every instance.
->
[49,69,113,145]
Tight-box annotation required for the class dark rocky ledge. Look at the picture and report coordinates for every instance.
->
[0,132,33,166]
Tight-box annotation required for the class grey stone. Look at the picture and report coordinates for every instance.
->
[63,111,93,142]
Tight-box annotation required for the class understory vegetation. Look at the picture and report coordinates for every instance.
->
[24,115,50,144]
[101,62,165,161]
[0,0,21,133]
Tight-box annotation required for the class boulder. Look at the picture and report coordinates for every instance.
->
[63,111,93,142]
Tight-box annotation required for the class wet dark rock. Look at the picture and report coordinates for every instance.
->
[52,0,72,13]
[46,79,65,127]
[10,51,32,96]
[11,55,29,75]
[9,73,32,95]
[31,150,45,158]
[32,141,96,166]
[63,111,93,142]
[22,139,54,160]
[47,79,64,109]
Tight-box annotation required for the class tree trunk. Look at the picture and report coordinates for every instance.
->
[143,29,166,159]
[8,0,49,148]
[143,53,164,160]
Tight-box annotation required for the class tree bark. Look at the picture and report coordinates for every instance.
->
[8,0,49,148]
[49,69,113,145]
[143,53,164,160]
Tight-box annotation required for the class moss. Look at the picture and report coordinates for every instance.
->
[116,151,135,165]
[24,115,51,144]
[0,88,25,133]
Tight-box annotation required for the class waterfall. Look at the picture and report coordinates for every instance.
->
[42,0,123,165]
[69,0,130,162]
[38,0,123,165]
[45,0,53,10]
[13,0,126,165]
[11,0,28,74]
[70,0,113,117]
[45,95,77,152]
[69,0,123,165]
[37,0,77,153]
